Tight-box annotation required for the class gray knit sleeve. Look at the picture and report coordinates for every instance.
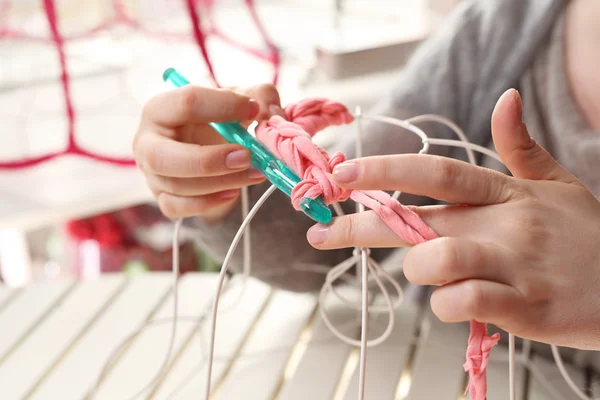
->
[182,0,562,292]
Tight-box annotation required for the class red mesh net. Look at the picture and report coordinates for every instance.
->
[0,0,279,169]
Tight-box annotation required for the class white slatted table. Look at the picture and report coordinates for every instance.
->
[0,272,592,400]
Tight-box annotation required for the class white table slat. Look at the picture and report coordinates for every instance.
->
[0,279,74,363]
[406,312,469,400]
[528,354,586,400]
[276,286,360,400]
[91,273,220,400]
[213,290,317,400]
[0,275,125,400]
[485,350,527,400]
[28,273,173,400]
[0,285,19,314]
[3,273,596,400]
[150,278,272,399]
[342,300,420,400]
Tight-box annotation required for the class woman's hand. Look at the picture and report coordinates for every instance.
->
[306,89,600,349]
[134,84,284,221]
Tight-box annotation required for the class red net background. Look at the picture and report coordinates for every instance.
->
[0,0,279,169]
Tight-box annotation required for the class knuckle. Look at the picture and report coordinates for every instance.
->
[244,83,280,103]
[217,88,247,114]
[132,132,143,161]
[260,83,278,95]
[161,177,180,194]
[402,247,419,282]
[157,194,178,219]
[187,151,210,176]
[258,83,280,102]
[430,291,454,322]
[437,238,460,277]
[133,137,153,169]
[479,170,499,202]
[141,97,158,121]
[178,86,199,119]
[462,281,485,319]
[436,159,460,192]
[512,202,546,239]
[338,215,357,246]
[144,143,163,172]
[378,158,392,186]
[508,179,531,201]
[431,300,452,323]
[522,142,547,166]
[231,95,250,115]
[517,277,540,301]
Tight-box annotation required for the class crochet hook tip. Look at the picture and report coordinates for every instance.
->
[162,67,175,82]
[300,197,332,224]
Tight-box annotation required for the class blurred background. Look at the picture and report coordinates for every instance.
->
[0,0,461,286]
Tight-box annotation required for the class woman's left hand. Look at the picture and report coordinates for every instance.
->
[306,89,600,349]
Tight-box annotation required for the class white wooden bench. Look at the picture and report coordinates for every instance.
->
[0,272,592,399]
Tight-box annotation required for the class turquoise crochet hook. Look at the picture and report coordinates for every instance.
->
[162,68,332,225]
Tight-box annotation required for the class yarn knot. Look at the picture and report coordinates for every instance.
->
[291,152,353,208]
[257,116,331,177]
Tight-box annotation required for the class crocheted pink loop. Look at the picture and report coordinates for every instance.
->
[258,116,330,176]
[291,153,353,208]
[284,98,355,136]
[254,97,497,400]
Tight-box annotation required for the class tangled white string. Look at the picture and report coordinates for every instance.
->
[89,110,593,400]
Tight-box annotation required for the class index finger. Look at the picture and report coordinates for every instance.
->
[332,154,515,206]
[306,204,499,250]
[143,86,259,128]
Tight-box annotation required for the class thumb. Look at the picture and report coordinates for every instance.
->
[491,89,580,185]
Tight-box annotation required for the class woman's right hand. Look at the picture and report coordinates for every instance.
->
[134,84,284,222]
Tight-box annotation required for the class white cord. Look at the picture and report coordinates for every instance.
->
[355,106,368,400]
[552,344,598,400]
[406,114,477,165]
[241,186,251,278]
[358,246,368,400]
[203,185,277,400]
[426,138,502,163]
[509,333,516,400]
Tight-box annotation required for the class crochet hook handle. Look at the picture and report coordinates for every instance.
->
[162,68,332,225]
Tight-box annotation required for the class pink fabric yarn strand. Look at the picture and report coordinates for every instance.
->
[254,98,498,400]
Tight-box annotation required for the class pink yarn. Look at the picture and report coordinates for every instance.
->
[254,98,498,400]
[464,321,501,400]
[256,100,438,244]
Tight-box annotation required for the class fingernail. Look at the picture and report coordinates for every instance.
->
[307,224,328,245]
[248,99,260,119]
[269,105,285,118]
[333,162,359,184]
[220,189,239,199]
[247,168,264,180]
[226,149,251,169]
[513,89,522,116]
[512,89,527,137]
